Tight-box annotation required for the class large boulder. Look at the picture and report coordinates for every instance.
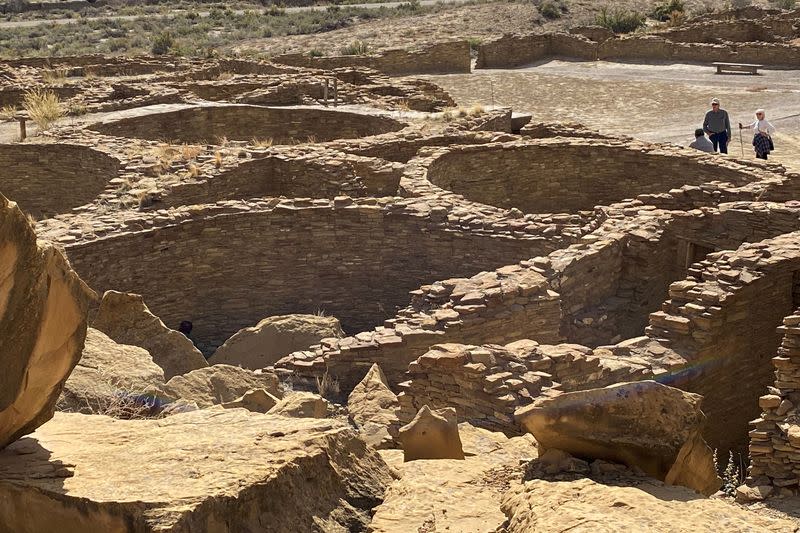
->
[0,410,394,532]
[398,406,464,461]
[156,364,282,408]
[92,290,208,379]
[269,392,330,418]
[208,314,344,369]
[58,328,166,415]
[347,363,400,449]
[0,195,94,449]
[515,381,721,495]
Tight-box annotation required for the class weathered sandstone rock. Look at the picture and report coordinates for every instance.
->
[347,363,400,448]
[222,388,280,413]
[58,328,165,414]
[92,290,208,379]
[268,392,330,418]
[501,477,795,533]
[209,314,344,369]
[398,406,464,461]
[157,364,282,408]
[0,410,394,532]
[515,381,721,495]
[371,424,537,532]
[0,195,94,448]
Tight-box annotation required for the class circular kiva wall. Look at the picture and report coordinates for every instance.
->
[88,105,406,144]
[0,144,119,218]
[425,141,758,214]
[63,203,551,354]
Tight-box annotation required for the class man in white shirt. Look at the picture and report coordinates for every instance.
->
[689,128,714,153]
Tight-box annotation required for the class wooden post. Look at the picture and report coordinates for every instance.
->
[323,79,329,107]
[333,78,338,107]
[18,117,26,142]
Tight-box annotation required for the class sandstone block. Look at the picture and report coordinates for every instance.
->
[0,195,94,449]
[515,381,721,495]
[398,406,465,461]
[58,328,165,414]
[157,364,282,408]
[209,314,344,369]
[268,392,330,418]
[222,388,280,413]
[92,290,208,379]
[347,364,400,449]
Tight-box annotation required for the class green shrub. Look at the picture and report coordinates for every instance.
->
[539,0,565,20]
[150,31,174,55]
[308,49,324,57]
[650,0,685,21]
[467,37,482,51]
[595,7,646,33]
[340,39,369,56]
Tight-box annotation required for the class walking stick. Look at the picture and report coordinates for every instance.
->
[739,128,744,158]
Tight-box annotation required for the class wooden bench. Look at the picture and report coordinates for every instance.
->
[713,62,762,75]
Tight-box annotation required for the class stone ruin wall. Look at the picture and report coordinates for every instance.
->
[88,105,406,144]
[646,233,800,452]
[61,200,560,354]
[0,144,120,218]
[423,140,758,214]
[159,151,402,208]
[395,340,660,434]
[272,41,471,76]
[749,312,800,492]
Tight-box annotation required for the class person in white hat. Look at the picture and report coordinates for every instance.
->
[739,109,776,160]
[703,98,732,154]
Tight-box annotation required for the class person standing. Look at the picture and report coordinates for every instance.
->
[689,128,714,153]
[739,109,776,160]
[703,98,732,154]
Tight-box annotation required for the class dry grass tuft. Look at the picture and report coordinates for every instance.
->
[315,370,340,398]
[0,105,17,121]
[23,89,65,131]
[251,137,274,148]
[213,151,223,168]
[42,68,68,85]
[187,163,201,178]
[179,144,202,160]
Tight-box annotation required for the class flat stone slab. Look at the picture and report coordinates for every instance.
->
[0,410,393,532]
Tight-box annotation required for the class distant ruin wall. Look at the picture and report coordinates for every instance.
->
[0,144,119,218]
[477,31,800,69]
[272,41,470,75]
[88,105,406,144]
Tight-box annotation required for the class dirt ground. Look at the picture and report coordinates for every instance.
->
[424,60,800,170]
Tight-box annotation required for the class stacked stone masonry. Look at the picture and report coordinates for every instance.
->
[749,312,800,494]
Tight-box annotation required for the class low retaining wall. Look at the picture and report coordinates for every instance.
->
[0,144,119,218]
[477,31,800,69]
[272,41,470,76]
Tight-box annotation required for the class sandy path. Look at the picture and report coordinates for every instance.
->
[424,60,800,169]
